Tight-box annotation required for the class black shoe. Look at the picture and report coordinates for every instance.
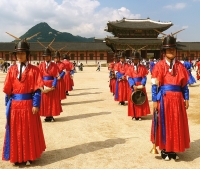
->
[44,117,51,122]
[119,101,125,105]
[25,160,32,166]
[169,152,179,160]
[135,117,139,121]
[161,149,170,161]
[51,117,55,122]
[66,91,69,96]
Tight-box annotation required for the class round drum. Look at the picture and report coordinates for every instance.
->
[130,90,146,105]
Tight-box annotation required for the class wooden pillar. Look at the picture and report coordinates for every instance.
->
[86,51,87,64]
[96,51,97,64]
[77,51,78,63]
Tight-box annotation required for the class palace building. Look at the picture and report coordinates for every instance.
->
[0,18,200,64]
[104,18,200,60]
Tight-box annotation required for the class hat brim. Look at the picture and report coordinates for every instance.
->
[131,56,142,60]
[42,54,51,56]
[162,45,177,49]
[15,49,29,52]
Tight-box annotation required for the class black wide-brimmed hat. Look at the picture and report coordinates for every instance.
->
[15,39,30,52]
[63,54,70,60]
[162,35,177,49]
[42,47,51,56]
[131,51,142,60]
[53,51,60,58]
[118,51,126,58]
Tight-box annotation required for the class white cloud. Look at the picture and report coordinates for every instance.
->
[164,3,186,10]
[0,0,140,42]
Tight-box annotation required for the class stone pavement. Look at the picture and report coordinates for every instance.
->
[0,67,199,169]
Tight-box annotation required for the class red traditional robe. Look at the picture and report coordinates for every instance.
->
[62,60,74,91]
[70,62,74,87]
[55,61,66,100]
[3,64,46,163]
[126,64,150,117]
[114,62,129,102]
[151,60,190,152]
[108,61,117,94]
[196,61,200,80]
[38,62,62,116]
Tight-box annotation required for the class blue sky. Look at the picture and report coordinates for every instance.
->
[0,0,200,42]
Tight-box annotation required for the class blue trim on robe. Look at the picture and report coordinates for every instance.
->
[115,72,124,100]
[5,94,9,106]
[153,109,158,142]
[32,89,41,107]
[183,61,196,84]
[152,85,158,102]
[128,77,143,92]
[156,85,182,145]
[52,77,57,87]
[182,85,189,100]
[128,77,135,88]
[70,70,74,75]
[141,76,147,86]
[60,71,65,78]
[150,62,155,73]
[43,76,54,81]
[4,93,32,161]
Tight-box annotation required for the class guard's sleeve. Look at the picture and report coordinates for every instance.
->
[32,89,41,107]
[182,85,189,100]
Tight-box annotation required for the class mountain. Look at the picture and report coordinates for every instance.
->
[18,22,94,42]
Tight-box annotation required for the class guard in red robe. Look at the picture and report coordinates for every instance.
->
[62,54,74,95]
[53,51,66,100]
[196,58,200,80]
[2,40,46,165]
[114,52,129,105]
[151,35,190,160]
[38,47,62,122]
[108,55,118,95]
[126,52,150,120]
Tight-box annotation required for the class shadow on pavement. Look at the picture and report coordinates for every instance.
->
[178,139,200,162]
[189,84,200,87]
[55,112,111,122]
[34,138,127,166]
[73,88,99,91]
[61,99,104,106]
[154,139,200,162]
[69,92,102,96]
[142,114,153,121]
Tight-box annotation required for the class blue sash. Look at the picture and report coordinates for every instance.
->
[4,93,32,160]
[156,85,182,145]
[133,77,142,83]
[43,76,54,80]
[115,72,124,100]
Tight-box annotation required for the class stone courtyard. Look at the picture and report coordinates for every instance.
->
[0,67,199,169]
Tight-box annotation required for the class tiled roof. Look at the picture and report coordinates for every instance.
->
[0,42,112,52]
[0,41,200,52]
[106,19,173,31]
[177,42,200,51]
